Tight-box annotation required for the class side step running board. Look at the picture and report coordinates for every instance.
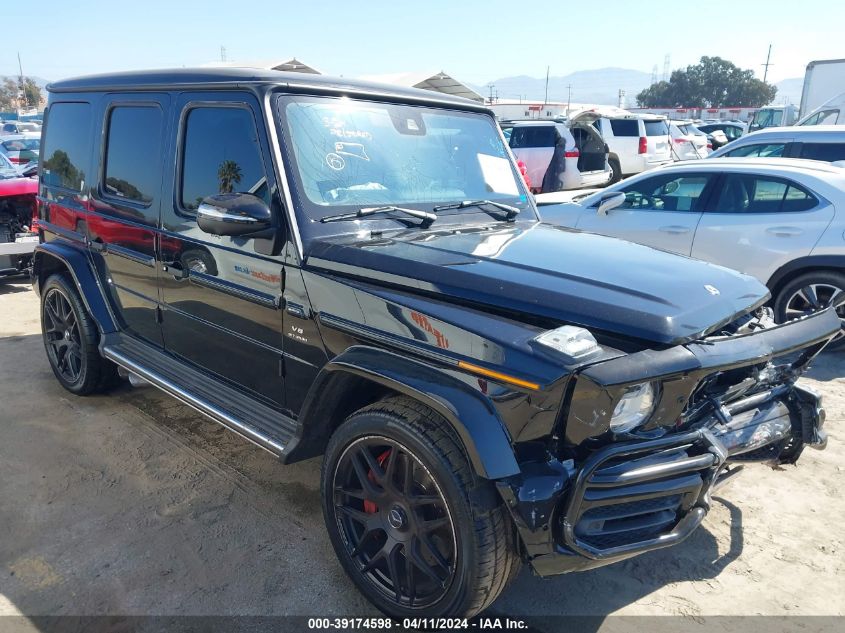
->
[102,334,297,458]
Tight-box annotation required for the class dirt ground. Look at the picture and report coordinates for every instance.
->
[0,277,843,622]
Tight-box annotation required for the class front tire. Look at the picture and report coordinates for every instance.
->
[774,270,845,348]
[41,273,119,394]
[321,396,520,619]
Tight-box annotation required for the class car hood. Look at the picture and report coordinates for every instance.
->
[306,222,768,346]
[0,176,37,196]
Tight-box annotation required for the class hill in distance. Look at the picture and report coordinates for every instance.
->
[473,67,803,107]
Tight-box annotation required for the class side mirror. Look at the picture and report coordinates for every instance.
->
[196,193,272,237]
[596,191,626,216]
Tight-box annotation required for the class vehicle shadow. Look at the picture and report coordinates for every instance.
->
[0,280,31,295]
[490,496,743,627]
[805,346,845,383]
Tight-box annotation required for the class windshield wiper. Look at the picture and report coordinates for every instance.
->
[319,205,436,227]
[432,199,520,221]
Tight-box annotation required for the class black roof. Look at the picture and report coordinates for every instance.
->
[47,67,486,110]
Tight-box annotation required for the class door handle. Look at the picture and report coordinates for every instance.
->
[659,225,690,234]
[161,262,188,280]
[766,226,803,237]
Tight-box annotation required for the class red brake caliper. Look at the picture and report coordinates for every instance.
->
[363,449,392,514]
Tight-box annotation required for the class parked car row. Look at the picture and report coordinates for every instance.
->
[502,108,677,193]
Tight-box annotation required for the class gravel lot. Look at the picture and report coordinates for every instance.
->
[1,277,843,621]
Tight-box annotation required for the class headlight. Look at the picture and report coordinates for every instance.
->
[609,382,657,433]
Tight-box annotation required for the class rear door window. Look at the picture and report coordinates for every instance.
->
[103,105,164,206]
[508,125,556,148]
[41,102,93,191]
[608,119,639,136]
[798,142,845,162]
[713,174,817,213]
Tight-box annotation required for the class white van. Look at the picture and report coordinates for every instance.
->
[573,108,672,182]
[797,92,845,126]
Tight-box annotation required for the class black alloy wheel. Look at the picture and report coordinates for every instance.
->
[40,273,120,394]
[321,397,521,619]
[331,436,457,609]
[43,286,84,384]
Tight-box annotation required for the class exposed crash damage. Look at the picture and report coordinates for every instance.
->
[0,163,38,279]
[496,306,835,575]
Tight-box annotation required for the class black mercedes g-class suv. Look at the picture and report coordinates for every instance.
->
[33,69,836,618]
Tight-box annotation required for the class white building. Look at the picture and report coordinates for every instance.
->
[488,100,598,121]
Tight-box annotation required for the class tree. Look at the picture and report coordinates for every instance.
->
[0,76,42,110]
[217,160,242,193]
[636,57,777,108]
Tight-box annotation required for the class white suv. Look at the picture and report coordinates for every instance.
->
[538,158,845,329]
[503,120,611,192]
[574,108,672,182]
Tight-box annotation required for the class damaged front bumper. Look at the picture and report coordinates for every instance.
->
[498,309,834,577]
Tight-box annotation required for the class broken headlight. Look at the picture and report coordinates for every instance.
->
[609,382,657,433]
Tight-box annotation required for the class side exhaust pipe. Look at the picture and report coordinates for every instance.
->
[117,366,150,388]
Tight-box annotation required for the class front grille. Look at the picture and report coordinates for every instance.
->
[561,430,726,559]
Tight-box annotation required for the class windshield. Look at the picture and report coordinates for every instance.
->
[752,109,782,127]
[2,138,40,151]
[276,95,530,237]
[0,153,21,178]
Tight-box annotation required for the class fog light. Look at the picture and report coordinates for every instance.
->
[610,382,657,433]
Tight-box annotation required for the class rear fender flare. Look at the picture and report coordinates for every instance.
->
[32,242,118,334]
[297,346,521,480]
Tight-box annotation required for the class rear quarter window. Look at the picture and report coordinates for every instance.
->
[41,102,93,191]
[644,120,669,136]
[798,142,845,162]
[608,119,639,136]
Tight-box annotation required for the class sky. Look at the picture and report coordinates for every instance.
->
[3,0,844,86]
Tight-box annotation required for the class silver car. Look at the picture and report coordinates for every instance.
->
[537,158,845,329]
[709,125,845,162]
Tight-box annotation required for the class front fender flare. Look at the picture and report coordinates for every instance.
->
[32,242,118,334]
[298,346,521,480]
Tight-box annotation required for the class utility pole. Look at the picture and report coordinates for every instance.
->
[544,66,550,106]
[486,83,496,105]
[220,45,227,62]
[17,52,27,108]
[762,44,773,82]
[566,84,573,116]
[618,89,626,109]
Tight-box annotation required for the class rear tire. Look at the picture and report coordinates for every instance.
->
[40,273,119,394]
[321,396,520,619]
[774,270,845,348]
[607,157,622,185]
